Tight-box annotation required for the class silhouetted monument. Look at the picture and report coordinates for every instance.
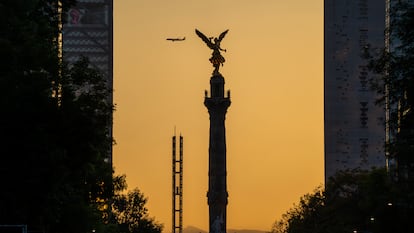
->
[196,29,231,233]
[195,29,229,75]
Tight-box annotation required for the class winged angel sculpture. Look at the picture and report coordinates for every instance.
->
[195,29,229,73]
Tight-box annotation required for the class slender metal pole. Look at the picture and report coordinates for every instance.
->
[179,135,184,233]
[172,134,183,233]
[172,136,176,233]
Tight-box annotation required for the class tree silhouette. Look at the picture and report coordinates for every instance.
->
[111,185,163,233]
[0,1,114,232]
[369,1,414,182]
[271,169,414,233]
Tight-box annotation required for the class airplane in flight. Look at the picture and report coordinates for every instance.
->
[166,37,186,42]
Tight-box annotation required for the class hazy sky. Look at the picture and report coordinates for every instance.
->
[113,0,323,231]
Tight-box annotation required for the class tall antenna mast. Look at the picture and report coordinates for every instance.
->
[172,133,183,233]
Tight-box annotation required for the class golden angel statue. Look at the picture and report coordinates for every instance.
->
[195,29,229,73]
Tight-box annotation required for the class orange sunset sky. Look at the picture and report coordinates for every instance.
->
[113,0,323,231]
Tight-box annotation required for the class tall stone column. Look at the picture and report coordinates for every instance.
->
[204,73,230,233]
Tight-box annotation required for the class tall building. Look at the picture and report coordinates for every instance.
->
[62,0,113,161]
[324,0,386,181]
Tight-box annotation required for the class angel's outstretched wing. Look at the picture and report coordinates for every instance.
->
[195,29,213,48]
[218,29,229,42]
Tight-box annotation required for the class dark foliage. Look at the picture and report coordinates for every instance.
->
[368,1,414,182]
[0,1,163,232]
[0,1,114,232]
[111,186,163,233]
[271,169,414,233]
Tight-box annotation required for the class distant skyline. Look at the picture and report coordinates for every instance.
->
[113,1,323,231]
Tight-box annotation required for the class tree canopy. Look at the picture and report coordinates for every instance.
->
[111,185,163,233]
[271,169,413,233]
[368,1,414,181]
[0,1,163,233]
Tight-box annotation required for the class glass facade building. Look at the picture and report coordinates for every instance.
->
[324,0,386,181]
[62,0,113,162]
